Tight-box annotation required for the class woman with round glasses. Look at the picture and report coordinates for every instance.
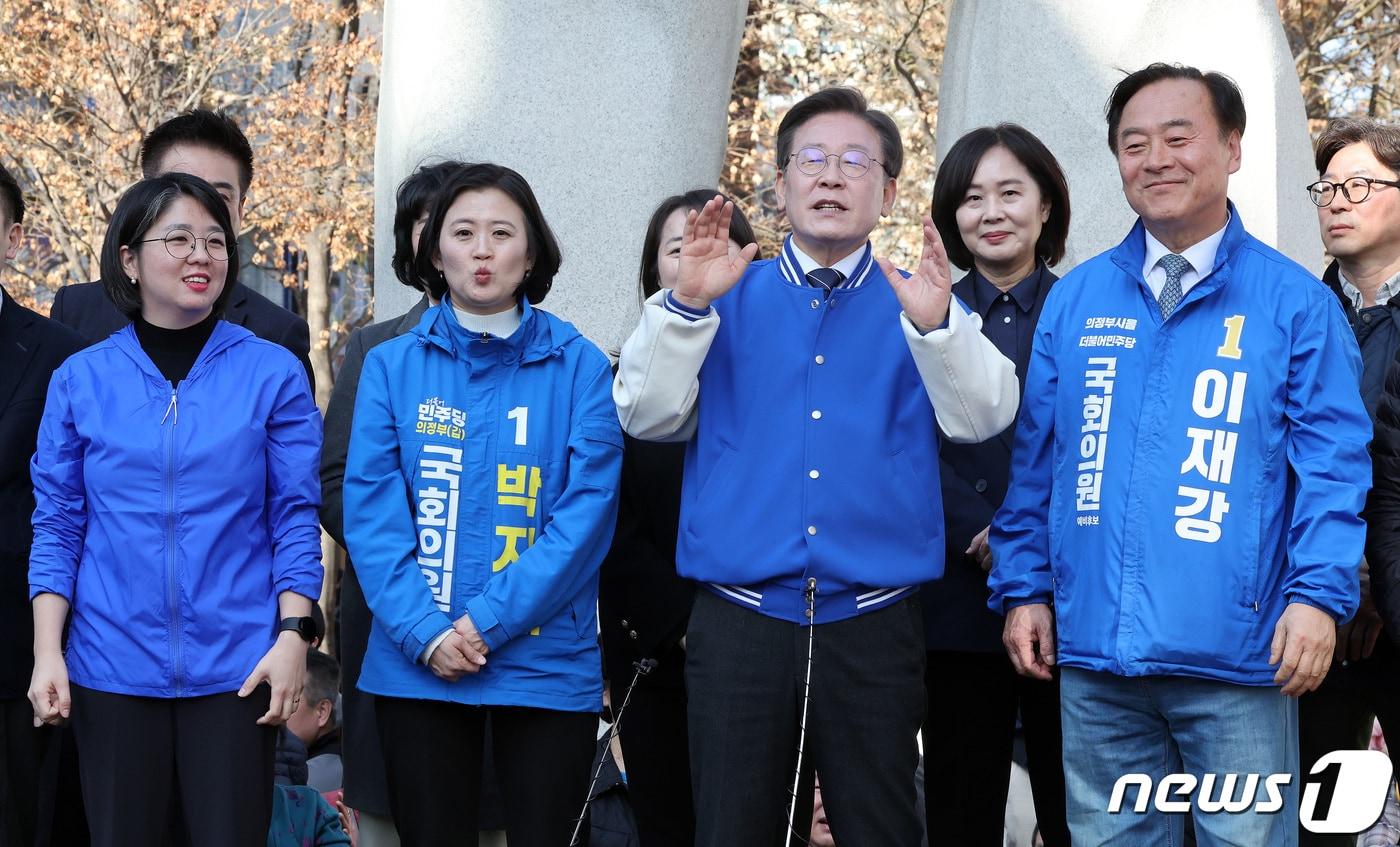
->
[344,162,622,846]
[28,172,324,847]
[921,122,1072,847]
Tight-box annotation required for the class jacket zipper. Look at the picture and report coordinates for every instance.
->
[163,387,184,695]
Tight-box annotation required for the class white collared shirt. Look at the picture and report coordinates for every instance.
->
[1338,269,1400,311]
[788,240,868,282]
[1141,214,1230,299]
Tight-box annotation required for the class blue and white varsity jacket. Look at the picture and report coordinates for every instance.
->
[989,207,1372,686]
[344,301,622,712]
[615,238,1019,624]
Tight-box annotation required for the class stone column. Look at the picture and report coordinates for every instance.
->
[373,1,748,347]
[936,0,1321,273]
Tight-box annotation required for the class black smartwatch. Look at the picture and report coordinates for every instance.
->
[279,616,317,643]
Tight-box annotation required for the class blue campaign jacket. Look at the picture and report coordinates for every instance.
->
[344,301,622,713]
[989,208,1371,686]
[29,322,323,697]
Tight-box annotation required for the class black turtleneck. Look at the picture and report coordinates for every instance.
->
[134,312,218,386]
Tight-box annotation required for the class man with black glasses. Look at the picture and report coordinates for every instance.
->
[1314,117,1400,847]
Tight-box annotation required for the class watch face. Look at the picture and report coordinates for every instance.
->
[284,617,316,642]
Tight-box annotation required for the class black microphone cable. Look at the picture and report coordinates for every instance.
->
[569,656,658,847]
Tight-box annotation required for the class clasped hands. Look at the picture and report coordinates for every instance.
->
[427,613,490,682]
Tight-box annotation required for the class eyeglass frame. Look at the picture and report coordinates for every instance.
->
[132,228,231,260]
[1304,176,1400,207]
[785,146,891,180]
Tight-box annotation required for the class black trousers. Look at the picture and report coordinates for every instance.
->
[922,649,1069,847]
[374,697,596,847]
[686,590,926,847]
[1,698,47,847]
[1298,638,1400,847]
[616,643,694,847]
[68,685,274,847]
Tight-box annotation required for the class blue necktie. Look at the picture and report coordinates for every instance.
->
[807,267,845,300]
[1158,253,1189,318]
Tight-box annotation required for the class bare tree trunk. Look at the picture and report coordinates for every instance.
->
[304,222,335,413]
[304,222,338,646]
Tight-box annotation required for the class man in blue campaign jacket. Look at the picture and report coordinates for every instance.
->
[616,88,1018,847]
[345,297,620,715]
[989,64,1371,847]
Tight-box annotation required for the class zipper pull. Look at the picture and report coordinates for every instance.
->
[160,390,178,426]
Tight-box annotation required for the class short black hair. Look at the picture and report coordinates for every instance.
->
[392,160,467,291]
[140,110,255,195]
[0,161,23,227]
[1314,117,1400,176]
[776,87,904,179]
[638,189,759,300]
[304,648,340,718]
[931,123,1071,269]
[415,163,562,306]
[1105,63,1246,153]
[100,173,239,320]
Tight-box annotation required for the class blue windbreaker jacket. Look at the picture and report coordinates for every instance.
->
[989,208,1371,685]
[29,321,323,697]
[344,301,622,713]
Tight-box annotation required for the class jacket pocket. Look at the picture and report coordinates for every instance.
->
[570,596,598,640]
[890,449,935,548]
[682,444,738,539]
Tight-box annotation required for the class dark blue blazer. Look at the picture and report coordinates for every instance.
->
[0,287,84,696]
[923,266,1056,652]
[49,278,313,390]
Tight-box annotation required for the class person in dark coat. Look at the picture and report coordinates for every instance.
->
[920,123,1071,847]
[47,110,313,389]
[597,189,757,847]
[319,160,461,846]
[1317,119,1400,847]
[0,161,85,847]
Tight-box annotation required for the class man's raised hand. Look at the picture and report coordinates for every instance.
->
[670,195,759,311]
[876,216,954,333]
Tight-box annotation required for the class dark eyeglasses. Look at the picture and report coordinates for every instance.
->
[134,229,230,261]
[787,147,888,180]
[1305,177,1400,207]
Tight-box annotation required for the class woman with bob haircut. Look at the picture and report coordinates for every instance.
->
[598,188,758,847]
[921,122,1072,847]
[320,159,464,838]
[344,162,622,846]
[28,172,323,847]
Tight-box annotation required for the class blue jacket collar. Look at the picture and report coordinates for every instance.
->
[109,318,253,386]
[1110,200,1247,318]
[412,297,576,364]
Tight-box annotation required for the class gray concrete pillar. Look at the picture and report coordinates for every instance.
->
[936,0,1321,273]
[373,1,748,347]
